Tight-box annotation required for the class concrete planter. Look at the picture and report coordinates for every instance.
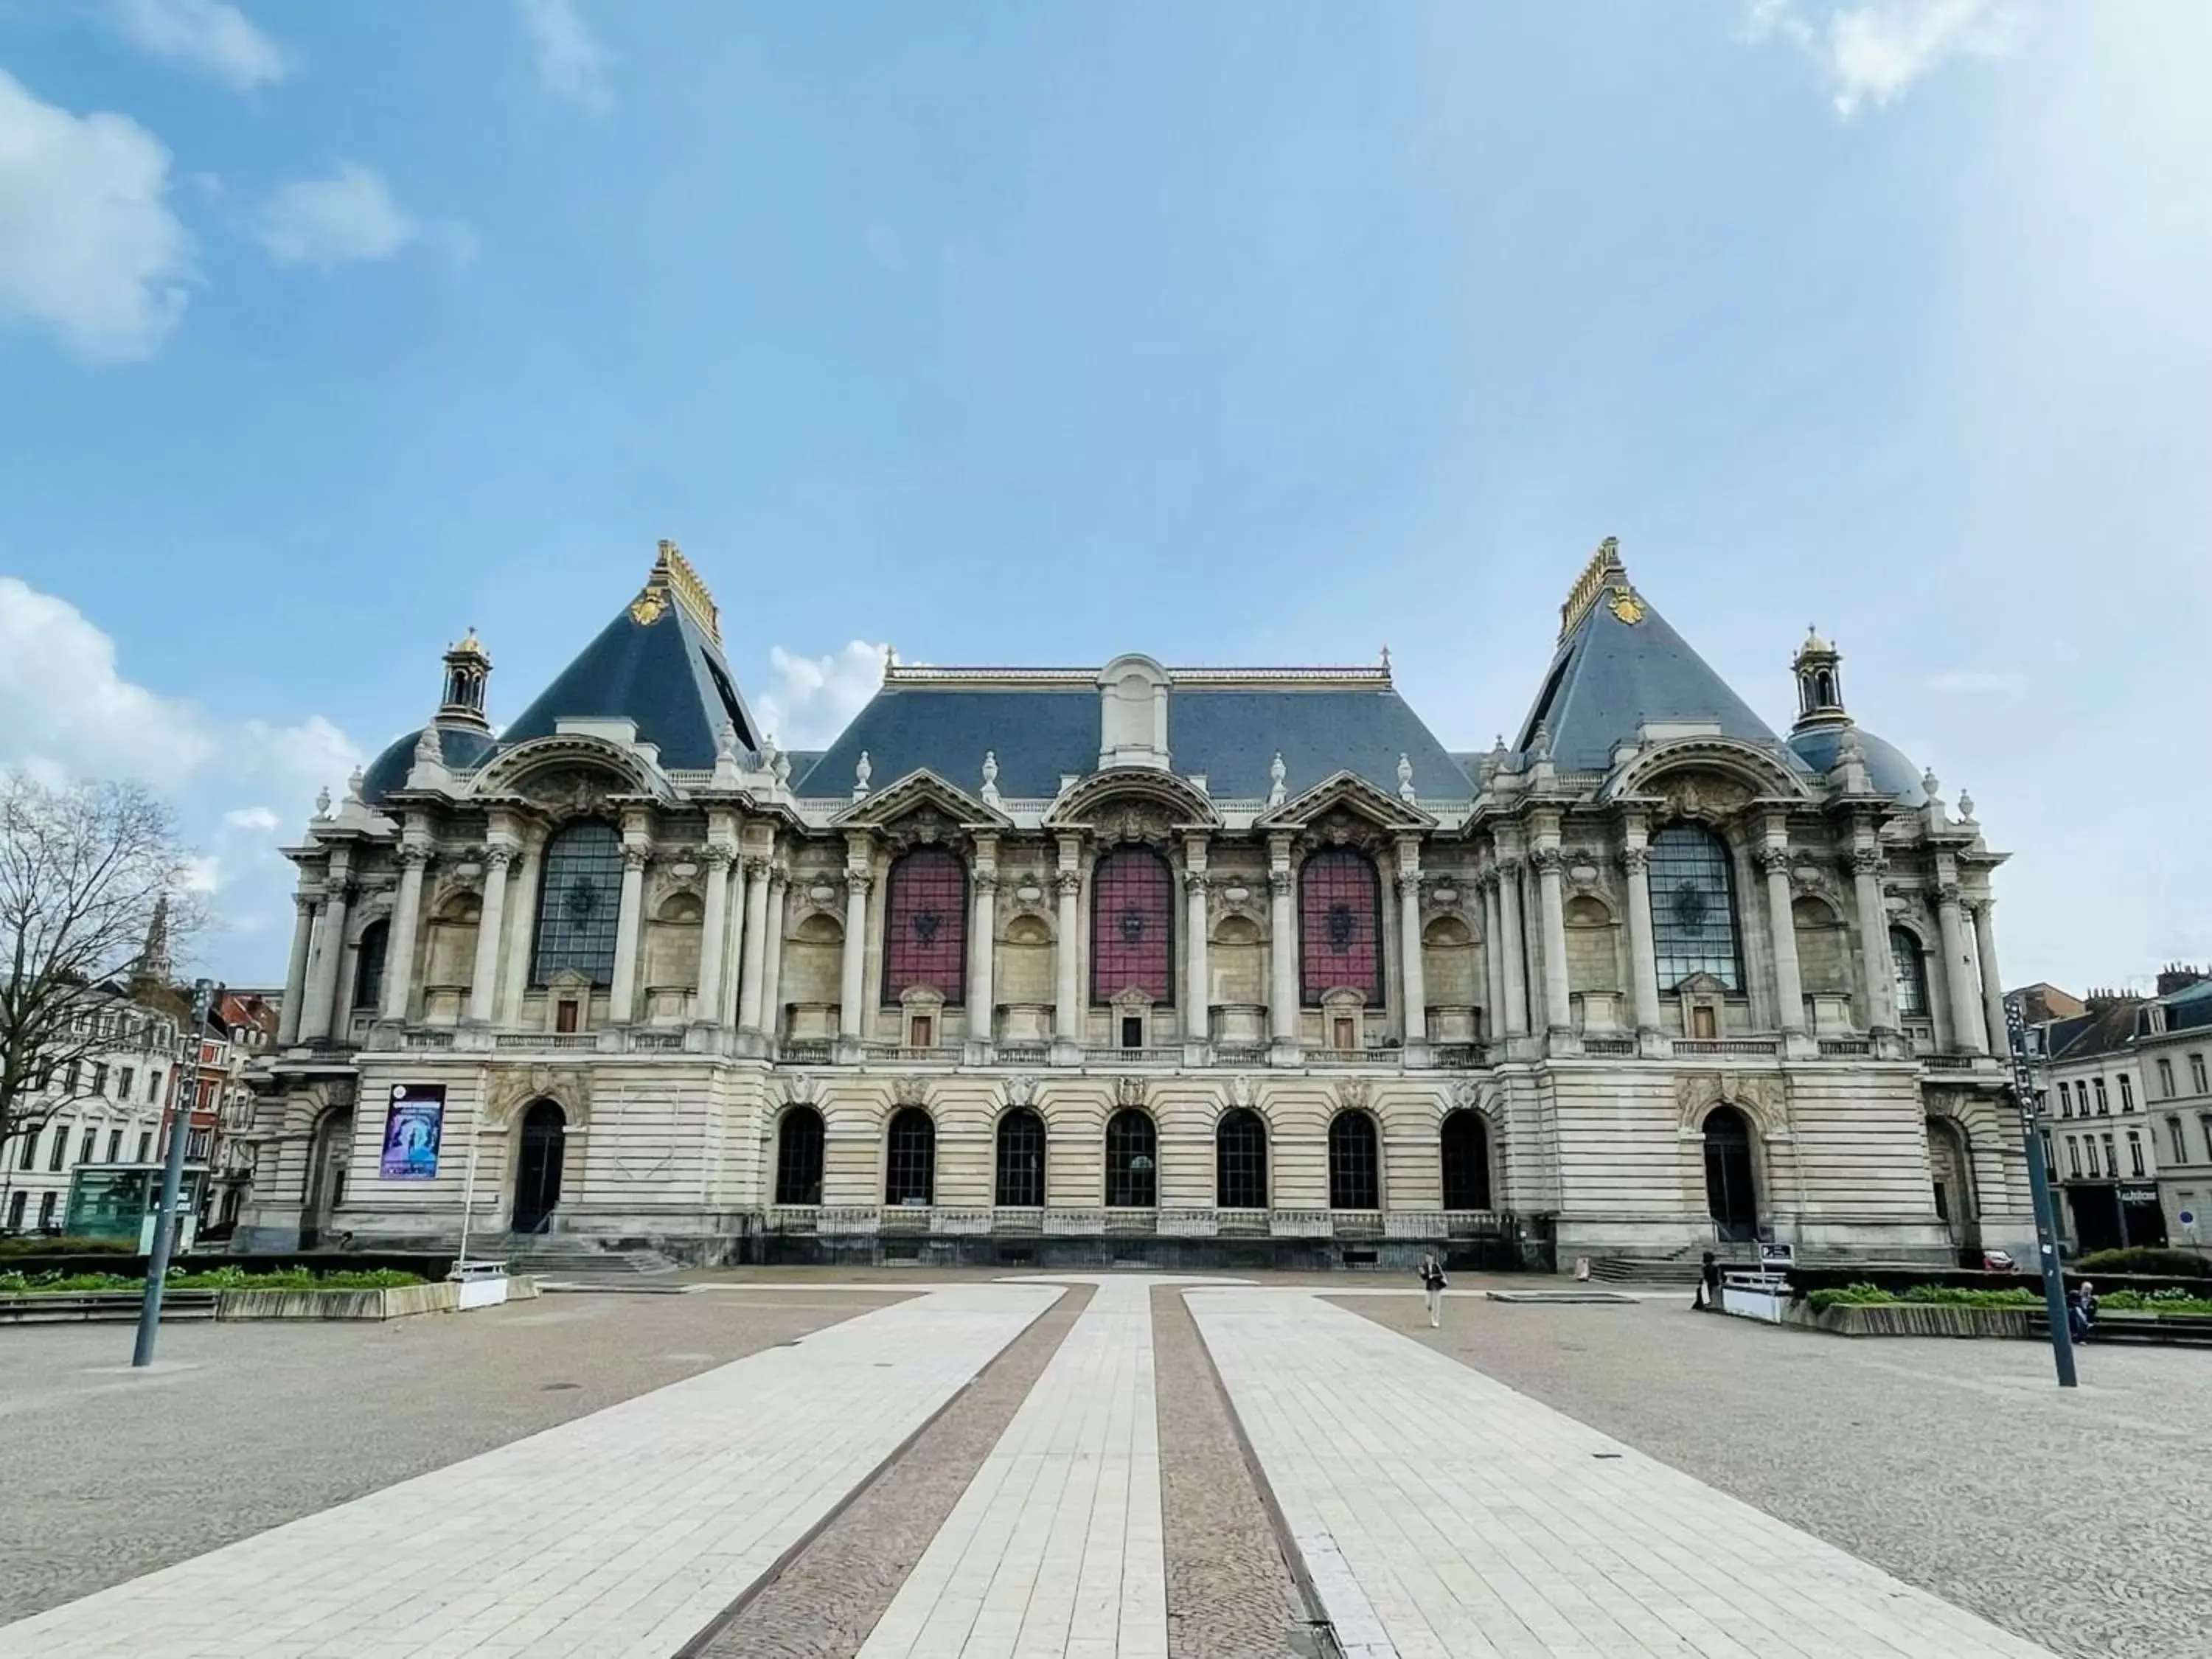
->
[215,1282,461,1321]
[1786,1301,2034,1339]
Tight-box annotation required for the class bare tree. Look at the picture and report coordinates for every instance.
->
[0,777,200,1164]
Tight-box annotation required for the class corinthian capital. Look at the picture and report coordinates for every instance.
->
[396,843,435,870]
[1618,846,1649,877]
[1056,870,1082,898]
[1183,869,1211,895]
[1935,881,1962,907]
[1530,846,1566,876]
[1755,845,1792,877]
[973,868,999,894]
[1848,846,1885,877]
[843,869,872,898]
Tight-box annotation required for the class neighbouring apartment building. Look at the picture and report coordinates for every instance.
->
[237,538,2031,1270]
[0,990,181,1236]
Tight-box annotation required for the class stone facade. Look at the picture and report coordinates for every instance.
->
[237,540,2032,1268]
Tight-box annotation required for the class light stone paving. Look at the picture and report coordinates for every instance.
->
[0,1285,1060,1659]
[1186,1288,2060,1659]
[855,1277,1172,1659]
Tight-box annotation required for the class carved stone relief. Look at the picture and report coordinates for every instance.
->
[483,1064,592,1128]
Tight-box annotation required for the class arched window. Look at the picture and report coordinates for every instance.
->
[883,849,967,1006]
[1891,927,1930,1018]
[1105,1109,1157,1207]
[1301,849,1383,1006]
[775,1107,824,1206]
[1216,1108,1268,1209]
[1703,1107,1756,1242]
[995,1108,1046,1208]
[1648,825,1742,992]
[1328,1110,1380,1210]
[1092,848,1174,1004]
[1441,1110,1491,1211]
[352,919,389,1010]
[513,1101,566,1234]
[531,820,625,987]
[885,1107,936,1207]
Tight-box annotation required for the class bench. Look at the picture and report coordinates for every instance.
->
[0,1290,219,1324]
[2028,1312,2212,1348]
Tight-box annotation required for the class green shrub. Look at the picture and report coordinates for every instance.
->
[2101,1288,2212,1316]
[2073,1247,2212,1280]
[1,1267,422,1296]
[0,1235,135,1257]
[0,1270,137,1294]
[1899,1285,2042,1308]
[1808,1284,1896,1310]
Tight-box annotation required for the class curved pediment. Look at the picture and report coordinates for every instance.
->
[1042,768,1221,834]
[1603,737,1810,810]
[468,734,669,810]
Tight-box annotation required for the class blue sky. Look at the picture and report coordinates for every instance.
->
[1,1,2206,992]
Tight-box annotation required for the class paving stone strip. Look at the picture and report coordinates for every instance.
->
[1150,1286,1314,1659]
[687,1283,1098,1659]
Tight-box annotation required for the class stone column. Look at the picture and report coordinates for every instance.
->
[498,832,543,1023]
[1267,837,1298,1044]
[608,844,648,1025]
[836,864,868,1038]
[278,894,315,1046]
[1396,838,1427,1046]
[694,845,732,1024]
[1183,835,1209,1043]
[1621,843,1662,1037]
[299,860,351,1043]
[759,864,787,1039]
[1936,880,1987,1054]
[1972,899,2008,1062]
[969,849,998,1045]
[723,853,751,1029]
[739,855,773,1033]
[1849,844,1893,1032]
[1497,858,1529,1039]
[466,845,512,1024]
[1478,872,1504,1044]
[1054,838,1083,1043]
[1533,846,1571,1037]
[1759,831,1806,1037]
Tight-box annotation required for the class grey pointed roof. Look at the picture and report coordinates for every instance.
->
[795,672,1469,801]
[1514,546,1792,773]
[497,545,759,771]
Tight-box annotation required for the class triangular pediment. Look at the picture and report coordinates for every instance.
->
[833,769,1011,831]
[1254,769,1433,832]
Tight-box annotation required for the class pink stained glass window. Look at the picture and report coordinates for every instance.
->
[1300,849,1383,1006]
[882,849,967,1006]
[1091,848,1175,1005]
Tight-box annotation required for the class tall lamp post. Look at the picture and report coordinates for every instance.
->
[2003,991,2076,1388]
[133,978,215,1369]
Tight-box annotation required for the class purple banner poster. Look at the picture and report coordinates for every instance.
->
[380,1083,445,1180]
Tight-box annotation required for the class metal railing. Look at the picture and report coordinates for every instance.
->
[495,1032,597,1050]
[1818,1037,1873,1057]
[1581,1037,1637,1057]
[1672,1038,1779,1057]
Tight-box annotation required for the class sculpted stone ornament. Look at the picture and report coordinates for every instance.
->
[344,767,366,804]
[981,751,1000,807]
[716,718,739,765]
[1002,1074,1038,1109]
[1056,870,1082,897]
[484,1063,591,1128]
[1267,752,1287,808]
[414,728,441,768]
[1397,753,1416,803]
[1530,846,1565,876]
[1336,1078,1371,1113]
[1660,774,1750,824]
[1618,846,1649,876]
[1756,845,1792,877]
[773,749,792,788]
[783,1072,819,1106]
[314,786,333,819]
[1848,846,1885,877]
[1115,1076,1149,1108]
[891,1076,931,1107]
[853,751,872,801]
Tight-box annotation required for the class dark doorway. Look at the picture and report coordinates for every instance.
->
[1441,1110,1491,1211]
[1703,1107,1757,1242]
[512,1101,566,1234]
[775,1107,824,1206]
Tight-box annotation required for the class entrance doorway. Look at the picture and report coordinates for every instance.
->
[512,1101,566,1234]
[1927,1116,1979,1253]
[302,1108,352,1248]
[1703,1107,1757,1242]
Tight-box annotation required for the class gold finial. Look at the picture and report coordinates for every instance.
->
[629,538,722,642]
[1559,535,1630,640]
[451,625,487,658]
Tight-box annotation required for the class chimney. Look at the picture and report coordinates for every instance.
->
[2156,963,2209,998]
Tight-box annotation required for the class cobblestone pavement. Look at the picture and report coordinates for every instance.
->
[1150,1287,1310,1659]
[0,1289,909,1624]
[695,1284,1096,1658]
[1340,1290,2212,1659]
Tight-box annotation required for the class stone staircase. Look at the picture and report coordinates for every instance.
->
[1587,1247,1757,1288]
[479,1237,684,1282]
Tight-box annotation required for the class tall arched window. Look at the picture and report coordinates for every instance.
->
[1105,1109,1157,1207]
[1328,1110,1381,1210]
[1891,927,1930,1018]
[1092,848,1175,1004]
[352,919,389,1010]
[1301,849,1383,1006]
[1216,1108,1268,1209]
[883,849,967,1006]
[1441,1110,1491,1211]
[775,1107,824,1206]
[995,1108,1046,1207]
[1647,825,1742,992]
[885,1107,936,1207]
[531,820,625,987]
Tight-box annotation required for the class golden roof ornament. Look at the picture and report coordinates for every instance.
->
[628,538,722,642]
[1559,535,1641,640]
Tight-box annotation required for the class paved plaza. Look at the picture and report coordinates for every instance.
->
[0,1273,2205,1658]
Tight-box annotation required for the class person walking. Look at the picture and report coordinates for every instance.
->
[1693,1251,1720,1311]
[1419,1252,1448,1327]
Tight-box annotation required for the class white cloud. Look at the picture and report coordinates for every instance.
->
[110,0,288,92]
[1743,0,2023,116]
[1922,668,2026,698]
[753,641,887,749]
[253,164,417,268]
[0,69,191,359]
[518,0,613,116]
[0,577,362,970]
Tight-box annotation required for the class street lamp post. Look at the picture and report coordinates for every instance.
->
[2003,992,2076,1388]
[133,978,215,1369]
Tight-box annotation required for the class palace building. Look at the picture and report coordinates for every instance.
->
[237,539,2033,1270]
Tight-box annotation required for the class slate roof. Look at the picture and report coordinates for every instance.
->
[793,682,1470,801]
[1512,570,1796,773]
[1787,724,1928,807]
[361,724,496,805]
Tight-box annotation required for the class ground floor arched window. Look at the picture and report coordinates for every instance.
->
[1216,1108,1268,1209]
[1105,1109,1157,1208]
[886,1107,936,1207]
[1441,1110,1490,1211]
[776,1107,824,1206]
[995,1108,1045,1208]
[1328,1110,1380,1210]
